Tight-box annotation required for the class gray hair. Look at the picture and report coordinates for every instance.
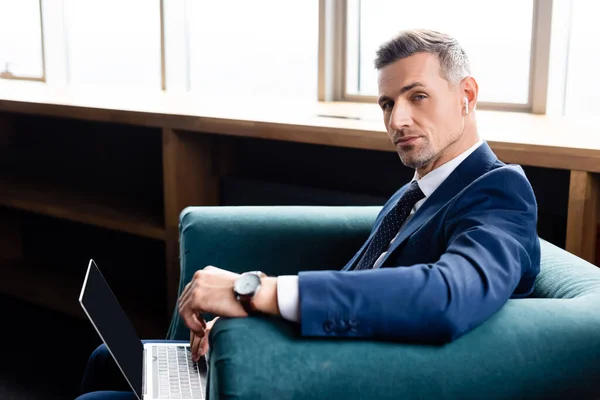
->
[374,29,471,84]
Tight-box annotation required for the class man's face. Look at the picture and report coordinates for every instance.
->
[377,53,464,172]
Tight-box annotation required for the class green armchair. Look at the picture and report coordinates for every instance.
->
[167,206,600,400]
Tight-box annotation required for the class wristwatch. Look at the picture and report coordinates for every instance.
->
[233,271,267,314]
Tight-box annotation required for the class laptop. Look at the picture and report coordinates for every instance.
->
[79,259,208,399]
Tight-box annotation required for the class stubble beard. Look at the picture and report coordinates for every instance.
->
[398,140,437,169]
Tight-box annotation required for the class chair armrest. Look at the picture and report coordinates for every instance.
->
[167,206,380,340]
[208,296,600,400]
[534,239,600,298]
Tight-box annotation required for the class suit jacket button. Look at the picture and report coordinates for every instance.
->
[323,320,335,333]
[337,320,350,333]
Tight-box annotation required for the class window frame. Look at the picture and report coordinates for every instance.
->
[0,0,46,82]
[319,0,554,114]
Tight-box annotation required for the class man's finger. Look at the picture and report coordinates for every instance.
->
[199,335,209,358]
[206,317,219,330]
[182,311,206,333]
[178,284,191,315]
[178,282,205,323]
[191,331,202,361]
[178,281,194,313]
[188,325,205,347]
[199,327,210,357]
[199,317,219,357]
[190,330,196,352]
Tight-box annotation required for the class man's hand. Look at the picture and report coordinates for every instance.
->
[178,266,248,334]
[178,265,281,361]
[190,317,219,361]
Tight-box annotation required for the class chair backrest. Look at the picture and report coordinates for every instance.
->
[166,205,381,340]
[532,239,600,299]
[166,207,600,340]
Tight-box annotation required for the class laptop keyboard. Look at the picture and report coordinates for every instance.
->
[153,345,205,399]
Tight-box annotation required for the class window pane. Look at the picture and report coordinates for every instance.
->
[0,0,43,79]
[187,1,318,102]
[349,0,534,104]
[564,1,600,117]
[64,0,161,89]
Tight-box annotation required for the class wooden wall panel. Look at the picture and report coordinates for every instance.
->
[566,171,599,264]
[162,129,236,314]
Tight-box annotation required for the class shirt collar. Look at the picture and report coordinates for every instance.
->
[413,139,484,198]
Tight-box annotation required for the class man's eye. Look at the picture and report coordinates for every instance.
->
[412,94,427,102]
[381,102,393,111]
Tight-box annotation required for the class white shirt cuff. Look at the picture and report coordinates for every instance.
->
[277,275,300,323]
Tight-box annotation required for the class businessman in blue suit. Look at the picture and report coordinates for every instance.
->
[77,29,540,399]
[177,28,540,353]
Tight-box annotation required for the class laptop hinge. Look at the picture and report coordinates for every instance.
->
[142,348,147,395]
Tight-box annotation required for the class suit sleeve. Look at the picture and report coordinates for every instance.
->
[298,167,540,343]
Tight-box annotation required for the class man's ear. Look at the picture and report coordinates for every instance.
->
[461,76,479,113]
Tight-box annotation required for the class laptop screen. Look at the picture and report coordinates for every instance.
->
[79,260,143,399]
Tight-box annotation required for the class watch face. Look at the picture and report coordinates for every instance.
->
[235,273,261,296]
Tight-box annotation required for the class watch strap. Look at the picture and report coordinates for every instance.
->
[238,294,256,314]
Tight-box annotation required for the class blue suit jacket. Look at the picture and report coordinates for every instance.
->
[298,142,541,343]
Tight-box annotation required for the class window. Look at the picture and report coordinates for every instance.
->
[5,0,597,117]
[0,0,44,81]
[345,0,535,107]
[63,0,161,89]
[563,1,600,117]
[186,1,319,102]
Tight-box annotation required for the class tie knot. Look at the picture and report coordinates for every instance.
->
[403,181,425,204]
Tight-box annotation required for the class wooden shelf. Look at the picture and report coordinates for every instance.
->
[0,178,166,240]
[0,259,166,338]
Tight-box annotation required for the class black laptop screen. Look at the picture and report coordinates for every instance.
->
[79,260,143,399]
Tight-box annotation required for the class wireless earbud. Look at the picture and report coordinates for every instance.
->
[464,97,469,115]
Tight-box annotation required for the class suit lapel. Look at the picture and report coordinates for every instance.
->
[376,142,498,267]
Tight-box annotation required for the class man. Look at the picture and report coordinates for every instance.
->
[77,29,540,399]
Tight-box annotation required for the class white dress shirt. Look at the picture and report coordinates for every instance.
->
[276,140,484,322]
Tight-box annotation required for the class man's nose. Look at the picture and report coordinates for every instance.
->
[389,104,412,132]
